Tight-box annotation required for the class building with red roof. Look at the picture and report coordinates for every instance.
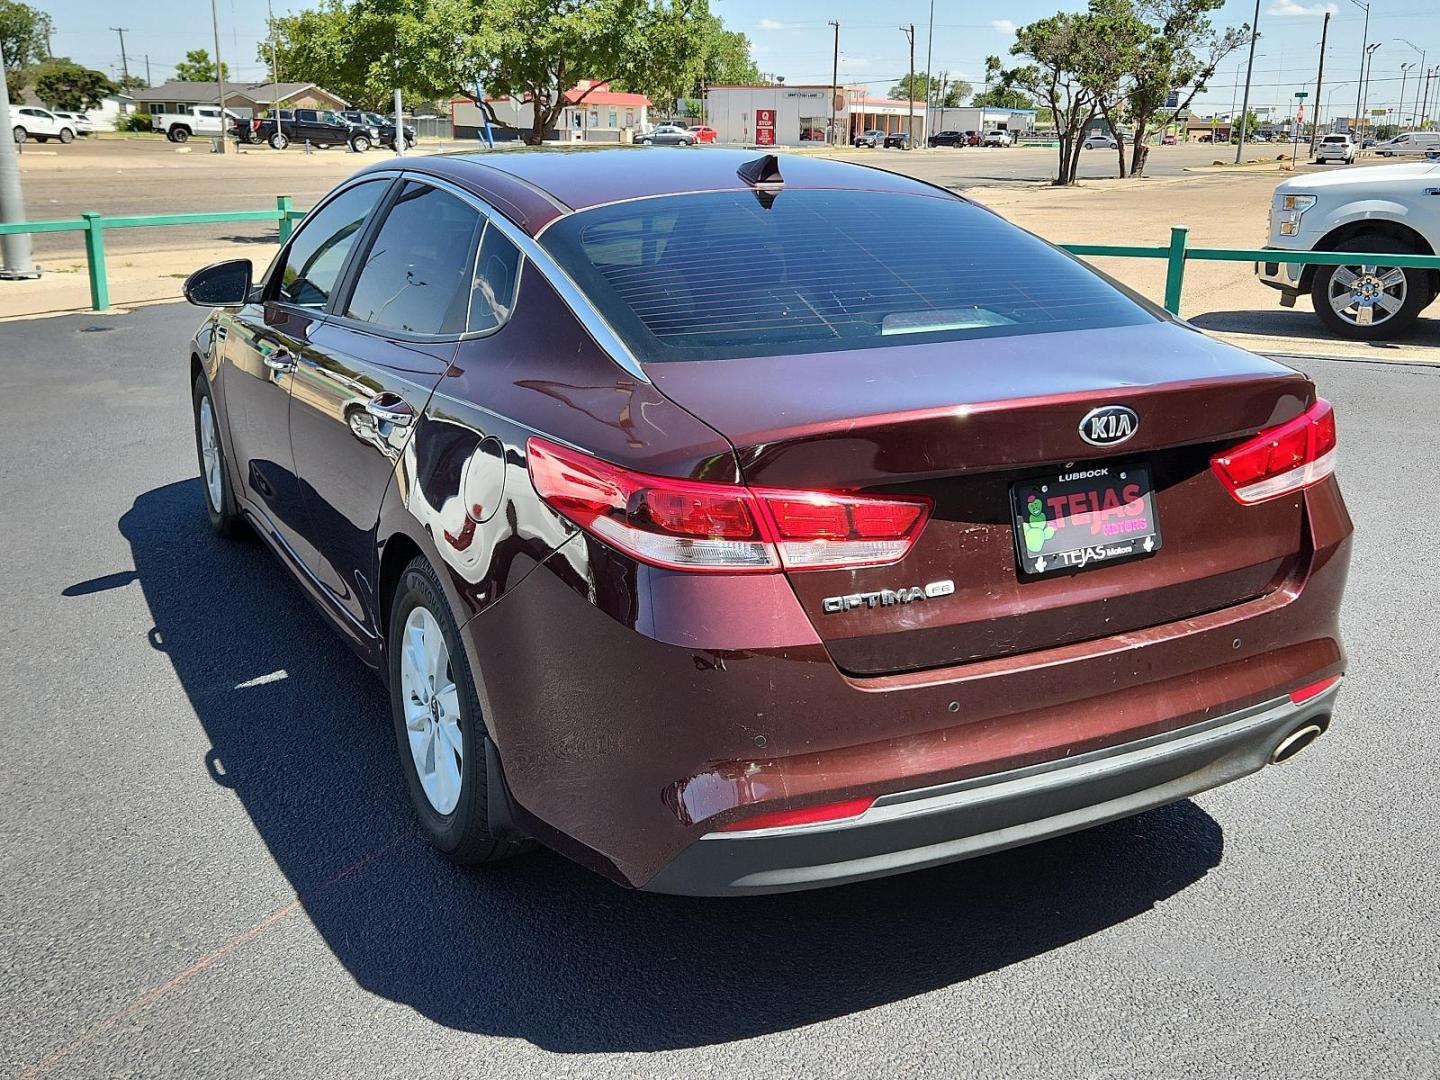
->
[451,80,652,143]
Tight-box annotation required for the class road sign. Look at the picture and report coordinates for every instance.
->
[1295,91,1309,99]
[755,108,775,146]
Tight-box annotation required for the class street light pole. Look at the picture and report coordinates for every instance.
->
[899,23,915,148]
[828,20,839,146]
[209,0,228,153]
[1399,64,1413,128]
[1360,42,1381,137]
[0,46,40,279]
[1235,0,1262,163]
[923,0,934,144]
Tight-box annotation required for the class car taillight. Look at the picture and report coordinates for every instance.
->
[1211,399,1337,504]
[526,437,931,573]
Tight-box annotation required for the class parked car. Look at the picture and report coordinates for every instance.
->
[635,123,694,146]
[982,129,1013,147]
[182,147,1352,895]
[927,129,968,148]
[1375,131,1440,157]
[688,125,718,144]
[250,108,377,151]
[1083,134,1119,150]
[155,106,241,143]
[1257,162,1440,339]
[50,110,93,135]
[1362,138,1377,149]
[883,130,911,149]
[797,126,824,142]
[853,128,886,148]
[1161,133,1178,146]
[343,110,416,150]
[1313,133,1357,165]
[9,105,76,144]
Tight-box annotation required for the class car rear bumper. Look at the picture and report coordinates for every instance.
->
[642,684,1338,895]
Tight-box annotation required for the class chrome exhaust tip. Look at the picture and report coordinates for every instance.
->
[1270,722,1325,765]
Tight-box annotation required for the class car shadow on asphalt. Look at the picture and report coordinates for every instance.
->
[118,479,1225,1053]
[1190,308,1440,347]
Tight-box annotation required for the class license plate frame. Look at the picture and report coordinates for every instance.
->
[1010,463,1163,577]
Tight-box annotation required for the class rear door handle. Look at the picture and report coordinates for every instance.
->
[263,348,295,373]
[365,392,415,426]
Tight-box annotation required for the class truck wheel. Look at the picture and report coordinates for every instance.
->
[1312,233,1428,340]
[349,135,370,153]
[269,131,289,150]
[171,127,189,143]
[59,127,74,144]
[404,135,416,150]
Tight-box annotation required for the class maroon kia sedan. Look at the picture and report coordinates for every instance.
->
[183,148,1351,895]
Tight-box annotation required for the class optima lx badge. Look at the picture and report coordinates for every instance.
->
[822,579,955,614]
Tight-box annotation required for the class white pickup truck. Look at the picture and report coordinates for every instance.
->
[153,106,240,143]
[1256,160,1440,339]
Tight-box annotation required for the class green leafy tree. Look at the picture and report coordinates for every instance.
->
[888,71,953,103]
[1080,0,1149,177]
[173,48,230,83]
[32,58,116,110]
[939,76,972,107]
[0,0,50,69]
[971,85,1033,109]
[116,73,149,92]
[994,18,1100,185]
[702,20,759,86]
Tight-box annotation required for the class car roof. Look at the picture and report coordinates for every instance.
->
[371,147,958,236]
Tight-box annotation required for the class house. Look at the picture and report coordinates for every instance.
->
[450,81,651,143]
[130,80,348,118]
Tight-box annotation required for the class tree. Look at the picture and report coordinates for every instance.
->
[971,85,1033,109]
[116,73,149,92]
[939,77,972,108]
[173,48,230,83]
[701,18,758,87]
[888,71,947,103]
[0,0,51,70]
[1080,0,1149,177]
[32,58,116,110]
[996,17,1100,185]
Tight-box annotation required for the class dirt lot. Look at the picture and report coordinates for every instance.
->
[5,138,1438,361]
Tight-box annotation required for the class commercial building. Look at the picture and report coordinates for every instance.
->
[703,84,927,146]
[450,81,651,143]
[928,105,1037,136]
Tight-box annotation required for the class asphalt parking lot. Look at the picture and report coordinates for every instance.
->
[2,304,1436,1078]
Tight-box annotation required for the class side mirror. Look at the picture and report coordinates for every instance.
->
[184,259,253,307]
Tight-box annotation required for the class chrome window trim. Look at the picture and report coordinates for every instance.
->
[399,171,650,384]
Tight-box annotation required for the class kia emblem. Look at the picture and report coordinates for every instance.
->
[1079,405,1139,447]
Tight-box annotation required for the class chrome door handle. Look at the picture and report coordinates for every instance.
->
[365,393,415,426]
[263,348,294,373]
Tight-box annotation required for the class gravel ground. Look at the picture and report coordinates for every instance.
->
[1,304,1435,1079]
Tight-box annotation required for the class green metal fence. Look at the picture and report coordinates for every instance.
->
[4,209,1440,317]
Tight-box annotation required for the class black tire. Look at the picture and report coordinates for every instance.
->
[388,556,527,864]
[349,135,370,153]
[171,127,189,143]
[191,372,243,537]
[59,127,74,144]
[269,131,288,150]
[404,135,416,149]
[1311,233,1428,341]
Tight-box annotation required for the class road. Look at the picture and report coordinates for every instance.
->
[1,303,1435,1079]
[14,137,1323,259]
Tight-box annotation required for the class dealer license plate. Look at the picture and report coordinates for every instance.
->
[1010,464,1162,576]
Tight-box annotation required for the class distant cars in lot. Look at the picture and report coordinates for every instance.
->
[636,123,695,146]
[1375,131,1440,157]
[1083,134,1119,150]
[252,108,377,151]
[155,107,239,143]
[50,110,93,135]
[688,125,718,143]
[983,130,1013,147]
[1161,133,1177,145]
[1313,133,1356,165]
[1258,162,1440,339]
[928,130,965,147]
[9,105,76,144]
[342,110,415,150]
[883,131,911,149]
[853,128,886,148]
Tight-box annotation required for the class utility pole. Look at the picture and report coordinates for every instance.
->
[209,0,227,153]
[1399,65,1413,129]
[0,47,40,279]
[109,27,130,86]
[1309,10,1329,155]
[1349,0,1368,133]
[144,54,152,86]
[828,20,839,146]
[923,0,934,144]
[900,23,915,148]
[1235,0,1261,163]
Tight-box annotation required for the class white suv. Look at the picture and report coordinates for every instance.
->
[9,105,77,144]
[1313,133,1356,164]
[1256,161,1440,339]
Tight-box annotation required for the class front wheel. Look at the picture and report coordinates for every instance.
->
[59,127,74,144]
[192,373,243,537]
[1311,234,1428,340]
[269,131,289,150]
[404,135,416,149]
[389,556,527,864]
[349,135,370,153]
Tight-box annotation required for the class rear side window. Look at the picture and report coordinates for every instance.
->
[468,223,522,333]
[344,182,484,335]
[540,189,1155,363]
[273,179,387,310]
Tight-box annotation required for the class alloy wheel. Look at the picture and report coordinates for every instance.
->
[1327,263,1407,328]
[198,394,223,512]
[400,606,463,815]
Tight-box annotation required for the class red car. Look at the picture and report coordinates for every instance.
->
[182,148,1351,895]
[687,125,717,144]
[1162,134,1178,145]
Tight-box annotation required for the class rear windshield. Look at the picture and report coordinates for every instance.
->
[540,189,1155,363]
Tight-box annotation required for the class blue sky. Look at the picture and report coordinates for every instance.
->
[38,0,1440,124]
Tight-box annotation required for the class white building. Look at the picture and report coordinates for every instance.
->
[450,81,651,143]
[704,84,928,146]
[928,105,1037,136]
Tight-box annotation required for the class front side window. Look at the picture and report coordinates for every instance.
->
[273,179,387,310]
[540,189,1156,363]
[344,182,484,335]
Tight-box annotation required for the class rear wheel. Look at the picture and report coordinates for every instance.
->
[1311,233,1428,340]
[388,557,527,864]
[269,131,288,150]
[192,373,242,537]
